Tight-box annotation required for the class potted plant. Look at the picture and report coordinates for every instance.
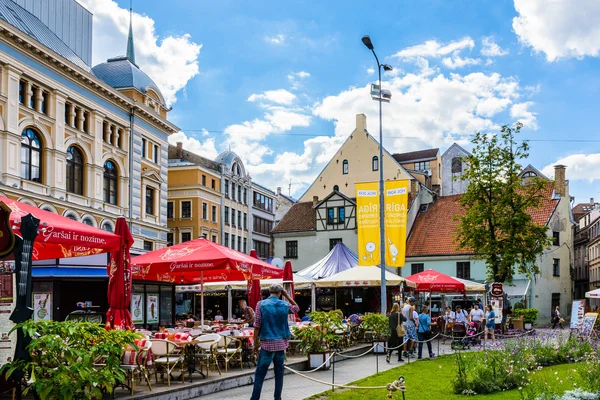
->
[513,308,539,330]
[292,311,343,370]
[361,313,389,353]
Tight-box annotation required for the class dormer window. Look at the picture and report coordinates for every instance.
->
[522,171,537,178]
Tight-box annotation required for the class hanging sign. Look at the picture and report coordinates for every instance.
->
[356,182,380,266]
[490,282,504,297]
[384,180,408,267]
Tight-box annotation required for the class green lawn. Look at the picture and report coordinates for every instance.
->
[312,355,584,400]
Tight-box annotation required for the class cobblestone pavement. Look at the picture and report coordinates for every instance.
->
[197,340,455,400]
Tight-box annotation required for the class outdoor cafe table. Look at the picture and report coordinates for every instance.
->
[231,335,255,367]
[175,339,214,382]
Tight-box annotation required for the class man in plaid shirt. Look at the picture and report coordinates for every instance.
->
[251,284,299,400]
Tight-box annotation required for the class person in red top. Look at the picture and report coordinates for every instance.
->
[251,284,299,400]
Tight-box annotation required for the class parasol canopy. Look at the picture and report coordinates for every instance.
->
[405,269,466,293]
[314,265,415,288]
[130,238,284,284]
[105,217,134,330]
[585,288,600,299]
[0,196,120,260]
[247,249,263,309]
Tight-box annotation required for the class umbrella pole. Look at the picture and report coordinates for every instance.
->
[200,271,205,330]
[227,285,232,321]
[429,291,432,317]
[311,284,316,312]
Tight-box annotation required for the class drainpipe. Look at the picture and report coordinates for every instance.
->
[128,105,135,230]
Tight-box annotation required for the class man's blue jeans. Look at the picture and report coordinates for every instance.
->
[250,348,285,400]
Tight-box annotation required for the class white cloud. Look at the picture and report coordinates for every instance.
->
[394,37,475,59]
[542,154,600,181]
[481,37,509,57]
[510,102,538,129]
[513,0,600,61]
[168,131,219,160]
[265,34,286,45]
[287,71,311,90]
[80,0,201,106]
[366,68,375,75]
[442,53,481,69]
[248,89,297,105]
[312,70,535,155]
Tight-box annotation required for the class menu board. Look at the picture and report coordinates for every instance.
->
[570,300,586,330]
[131,294,143,324]
[146,294,159,324]
[33,293,52,321]
[0,274,13,304]
[490,296,503,324]
[580,313,598,337]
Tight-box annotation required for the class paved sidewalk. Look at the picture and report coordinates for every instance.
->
[197,340,455,400]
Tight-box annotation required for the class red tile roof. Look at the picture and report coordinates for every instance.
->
[573,203,594,222]
[407,183,559,257]
[392,148,439,163]
[272,202,316,233]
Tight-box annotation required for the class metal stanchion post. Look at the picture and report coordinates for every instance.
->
[332,353,335,392]
[376,349,379,374]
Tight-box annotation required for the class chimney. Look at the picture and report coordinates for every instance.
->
[176,142,183,159]
[554,165,566,197]
[410,179,418,196]
[313,196,319,206]
[277,187,282,195]
[356,114,367,132]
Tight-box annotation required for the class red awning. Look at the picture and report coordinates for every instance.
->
[131,238,284,284]
[405,269,466,294]
[0,196,120,260]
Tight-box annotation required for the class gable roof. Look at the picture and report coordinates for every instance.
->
[314,190,356,208]
[392,148,439,163]
[441,143,471,158]
[407,182,559,257]
[573,203,596,221]
[271,202,316,233]
[168,145,221,173]
[519,164,549,180]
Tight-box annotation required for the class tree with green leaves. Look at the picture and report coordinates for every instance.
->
[455,123,552,283]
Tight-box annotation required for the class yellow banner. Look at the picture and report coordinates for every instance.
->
[356,182,381,266]
[384,180,409,267]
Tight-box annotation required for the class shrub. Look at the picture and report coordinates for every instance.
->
[513,308,540,324]
[361,314,389,341]
[292,311,343,354]
[2,320,140,400]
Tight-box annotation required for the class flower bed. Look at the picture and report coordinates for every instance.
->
[453,331,599,397]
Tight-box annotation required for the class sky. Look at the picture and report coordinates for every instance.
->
[78,0,600,203]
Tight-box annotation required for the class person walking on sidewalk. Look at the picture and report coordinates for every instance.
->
[551,306,563,329]
[402,297,418,358]
[484,304,496,344]
[251,284,300,400]
[417,305,436,359]
[387,302,406,363]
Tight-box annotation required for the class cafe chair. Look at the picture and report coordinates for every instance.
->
[212,335,243,372]
[120,340,153,395]
[149,339,184,386]
[195,334,221,377]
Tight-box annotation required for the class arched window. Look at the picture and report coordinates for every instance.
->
[65,213,78,221]
[103,160,118,205]
[82,218,94,226]
[522,171,537,178]
[342,159,348,174]
[333,185,339,192]
[66,146,84,195]
[21,128,42,182]
[101,222,113,233]
[372,156,379,171]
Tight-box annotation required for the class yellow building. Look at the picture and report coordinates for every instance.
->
[299,114,414,203]
[392,148,442,195]
[167,143,223,245]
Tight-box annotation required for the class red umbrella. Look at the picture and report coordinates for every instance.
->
[0,196,120,260]
[283,260,298,322]
[131,239,282,283]
[247,250,262,310]
[405,269,466,294]
[105,217,134,330]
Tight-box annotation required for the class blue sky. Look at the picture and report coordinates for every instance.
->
[83,0,600,203]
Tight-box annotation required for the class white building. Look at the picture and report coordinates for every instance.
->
[441,143,470,196]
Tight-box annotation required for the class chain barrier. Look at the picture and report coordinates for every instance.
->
[497,329,537,339]
[334,344,377,359]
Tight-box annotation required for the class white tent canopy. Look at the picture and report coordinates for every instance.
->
[314,266,415,288]
[453,277,486,292]
[176,273,314,292]
[585,288,600,299]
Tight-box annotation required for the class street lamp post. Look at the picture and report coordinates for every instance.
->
[362,35,393,314]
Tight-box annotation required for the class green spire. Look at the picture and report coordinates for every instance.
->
[126,2,136,64]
